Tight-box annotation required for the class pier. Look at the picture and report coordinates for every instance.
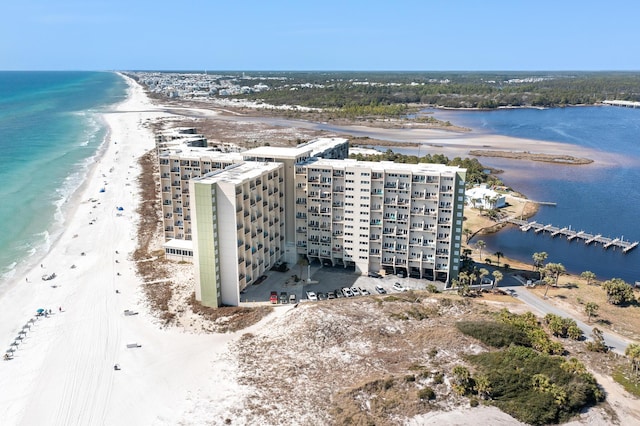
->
[602,100,640,109]
[506,219,638,253]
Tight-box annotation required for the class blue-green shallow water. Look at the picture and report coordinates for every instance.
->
[0,71,126,284]
[430,106,640,283]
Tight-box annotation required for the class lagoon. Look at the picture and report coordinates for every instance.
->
[432,106,640,283]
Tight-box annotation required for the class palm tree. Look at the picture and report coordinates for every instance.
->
[491,270,503,289]
[474,374,492,400]
[475,240,486,261]
[544,263,566,287]
[581,271,596,286]
[532,251,548,273]
[479,268,489,286]
[585,302,599,323]
[463,228,473,244]
[541,263,565,298]
[626,343,640,376]
[494,251,503,267]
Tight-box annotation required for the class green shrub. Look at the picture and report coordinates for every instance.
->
[456,320,531,348]
[467,345,603,425]
[417,387,436,401]
[404,374,416,382]
[432,372,444,384]
[469,398,479,407]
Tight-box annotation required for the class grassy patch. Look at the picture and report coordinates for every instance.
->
[612,366,640,397]
[188,293,273,332]
[456,320,531,348]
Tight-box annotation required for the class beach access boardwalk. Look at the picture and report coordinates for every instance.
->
[506,218,639,253]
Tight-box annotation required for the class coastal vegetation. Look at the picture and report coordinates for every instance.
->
[468,149,593,165]
[457,313,604,425]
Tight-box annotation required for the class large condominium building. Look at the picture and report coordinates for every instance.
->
[190,162,286,307]
[154,130,466,308]
[293,158,466,284]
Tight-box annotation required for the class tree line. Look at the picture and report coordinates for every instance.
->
[231,72,640,110]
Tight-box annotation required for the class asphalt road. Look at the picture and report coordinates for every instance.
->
[502,282,633,355]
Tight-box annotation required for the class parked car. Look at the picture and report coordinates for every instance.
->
[279,292,288,304]
[270,291,278,303]
[397,270,406,278]
[359,287,371,296]
[342,287,353,297]
[254,275,268,285]
[393,282,407,292]
[317,292,328,300]
[350,287,361,296]
[327,291,336,299]
[368,271,382,278]
[334,289,344,298]
[306,291,318,301]
[289,294,297,303]
[375,285,387,294]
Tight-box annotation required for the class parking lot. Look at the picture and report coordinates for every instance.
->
[239,263,446,305]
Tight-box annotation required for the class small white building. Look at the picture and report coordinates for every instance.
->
[465,185,506,210]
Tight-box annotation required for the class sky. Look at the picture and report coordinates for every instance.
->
[2,0,640,71]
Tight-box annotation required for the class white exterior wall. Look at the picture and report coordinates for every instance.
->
[215,181,242,307]
[294,159,466,283]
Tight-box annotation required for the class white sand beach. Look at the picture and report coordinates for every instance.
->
[0,75,263,425]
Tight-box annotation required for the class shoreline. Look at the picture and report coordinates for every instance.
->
[0,74,232,424]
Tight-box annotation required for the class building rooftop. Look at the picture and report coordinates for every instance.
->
[163,238,194,250]
[159,147,244,162]
[194,161,281,185]
[243,137,348,159]
[301,158,463,174]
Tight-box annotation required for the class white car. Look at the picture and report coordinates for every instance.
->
[350,287,361,296]
[375,285,387,294]
[342,287,353,297]
[393,282,407,292]
[359,287,370,295]
[306,291,318,301]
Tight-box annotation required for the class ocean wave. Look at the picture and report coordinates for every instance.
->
[1,261,18,281]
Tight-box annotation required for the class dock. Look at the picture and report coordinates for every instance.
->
[603,100,640,109]
[507,219,638,253]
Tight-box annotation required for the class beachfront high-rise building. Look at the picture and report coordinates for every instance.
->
[293,159,466,283]
[152,129,465,308]
[190,162,285,307]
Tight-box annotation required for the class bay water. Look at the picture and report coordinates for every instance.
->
[432,106,640,283]
[0,71,126,287]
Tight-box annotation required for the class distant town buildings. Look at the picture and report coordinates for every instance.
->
[154,129,466,309]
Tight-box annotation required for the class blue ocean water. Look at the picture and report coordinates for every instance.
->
[432,107,640,283]
[0,71,126,285]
